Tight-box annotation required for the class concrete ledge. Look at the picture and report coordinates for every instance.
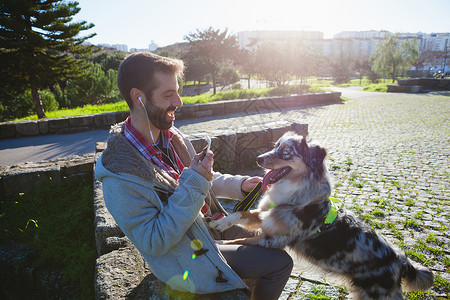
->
[0,154,95,198]
[387,85,423,93]
[0,92,340,139]
[396,78,450,90]
[95,246,249,299]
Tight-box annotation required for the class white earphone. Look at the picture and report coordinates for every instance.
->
[137,95,155,143]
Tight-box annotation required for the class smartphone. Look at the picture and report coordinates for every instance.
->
[205,136,211,153]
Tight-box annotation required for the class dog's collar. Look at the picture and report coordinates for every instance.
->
[268,200,294,209]
[324,197,343,225]
[312,197,344,235]
[268,201,278,209]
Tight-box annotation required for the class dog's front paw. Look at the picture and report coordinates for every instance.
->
[223,235,263,245]
[209,217,234,232]
[210,213,242,232]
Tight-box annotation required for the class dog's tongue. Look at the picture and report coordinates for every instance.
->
[262,167,291,190]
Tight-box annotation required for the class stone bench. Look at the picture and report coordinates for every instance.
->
[387,84,423,93]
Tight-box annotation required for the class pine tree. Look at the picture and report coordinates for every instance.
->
[0,0,95,118]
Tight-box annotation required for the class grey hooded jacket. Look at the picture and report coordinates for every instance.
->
[95,122,249,294]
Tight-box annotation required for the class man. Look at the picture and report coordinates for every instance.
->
[95,52,293,299]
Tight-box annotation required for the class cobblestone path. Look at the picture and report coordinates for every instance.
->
[176,87,450,299]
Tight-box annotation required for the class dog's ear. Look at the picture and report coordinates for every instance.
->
[308,145,327,179]
[309,146,327,169]
[294,136,310,159]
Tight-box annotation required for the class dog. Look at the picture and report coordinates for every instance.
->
[210,132,434,299]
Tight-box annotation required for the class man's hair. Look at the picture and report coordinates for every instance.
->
[117,52,184,109]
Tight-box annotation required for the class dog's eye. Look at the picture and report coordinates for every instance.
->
[282,149,290,156]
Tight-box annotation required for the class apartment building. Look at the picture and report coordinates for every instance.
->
[236,30,449,73]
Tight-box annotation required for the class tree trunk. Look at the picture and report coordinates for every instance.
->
[212,73,216,95]
[31,84,46,119]
[247,76,251,89]
[392,60,397,83]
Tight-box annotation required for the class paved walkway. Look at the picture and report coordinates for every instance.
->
[178,87,450,299]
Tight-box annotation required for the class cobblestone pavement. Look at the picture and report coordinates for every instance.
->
[176,87,450,299]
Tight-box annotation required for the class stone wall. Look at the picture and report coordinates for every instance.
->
[387,78,450,93]
[0,154,95,199]
[1,121,307,299]
[397,78,450,90]
[0,92,339,139]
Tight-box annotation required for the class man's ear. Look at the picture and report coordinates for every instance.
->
[130,88,144,107]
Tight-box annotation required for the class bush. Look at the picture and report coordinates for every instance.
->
[367,69,380,83]
[0,90,58,121]
[40,90,59,112]
[0,91,33,121]
[66,64,121,107]
[182,84,315,104]
[231,83,242,90]
[52,84,71,108]
[268,84,311,96]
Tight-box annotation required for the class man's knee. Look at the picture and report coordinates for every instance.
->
[281,250,294,273]
[271,249,293,276]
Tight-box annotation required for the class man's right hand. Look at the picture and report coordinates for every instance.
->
[189,149,214,181]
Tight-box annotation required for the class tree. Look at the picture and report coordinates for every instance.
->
[291,40,316,83]
[329,39,357,84]
[217,67,239,91]
[0,0,95,118]
[235,38,260,89]
[371,33,419,83]
[183,54,209,86]
[66,64,121,107]
[353,53,371,85]
[253,42,295,87]
[184,27,240,94]
[90,51,127,72]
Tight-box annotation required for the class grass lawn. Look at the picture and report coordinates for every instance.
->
[10,78,393,122]
[0,178,96,298]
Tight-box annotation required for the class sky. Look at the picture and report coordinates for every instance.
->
[73,0,450,49]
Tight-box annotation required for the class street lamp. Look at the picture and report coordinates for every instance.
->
[443,44,448,75]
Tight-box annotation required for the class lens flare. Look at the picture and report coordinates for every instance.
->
[192,253,197,260]
[183,270,189,280]
[190,239,203,250]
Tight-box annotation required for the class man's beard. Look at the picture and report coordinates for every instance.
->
[144,97,176,131]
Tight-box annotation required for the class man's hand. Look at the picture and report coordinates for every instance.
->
[241,176,263,193]
[189,149,214,181]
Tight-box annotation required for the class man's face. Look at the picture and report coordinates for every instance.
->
[144,72,183,130]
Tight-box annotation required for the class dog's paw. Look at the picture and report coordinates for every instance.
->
[223,235,263,245]
[209,213,242,231]
[209,217,233,232]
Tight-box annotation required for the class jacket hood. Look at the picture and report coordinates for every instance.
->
[97,122,194,191]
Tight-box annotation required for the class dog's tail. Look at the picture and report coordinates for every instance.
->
[401,258,434,292]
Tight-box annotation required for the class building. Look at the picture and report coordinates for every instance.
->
[237,30,323,50]
[236,30,449,73]
[149,40,159,52]
[98,43,129,52]
[111,44,128,52]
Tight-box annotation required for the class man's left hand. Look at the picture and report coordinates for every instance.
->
[241,176,263,193]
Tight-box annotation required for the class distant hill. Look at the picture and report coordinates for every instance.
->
[154,42,190,54]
